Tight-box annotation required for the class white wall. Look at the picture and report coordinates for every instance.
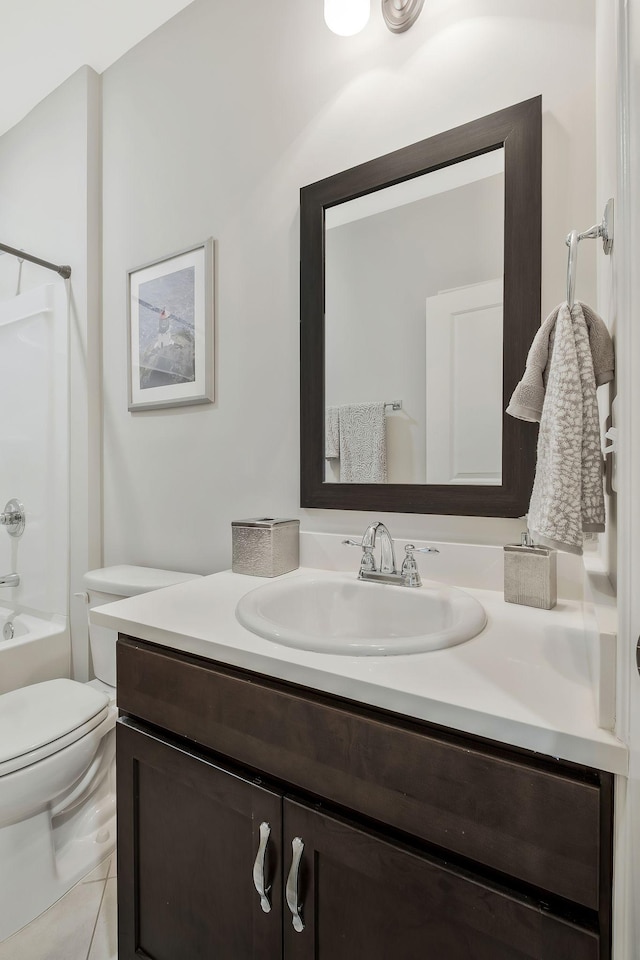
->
[595,0,618,588]
[101,0,597,571]
[608,0,640,956]
[0,66,102,680]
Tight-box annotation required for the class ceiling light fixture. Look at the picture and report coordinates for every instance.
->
[324,0,425,36]
[324,0,371,37]
[381,0,425,33]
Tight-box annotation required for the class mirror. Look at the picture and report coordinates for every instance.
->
[301,98,541,517]
[324,150,504,486]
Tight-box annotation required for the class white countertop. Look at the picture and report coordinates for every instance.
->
[92,564,627,775]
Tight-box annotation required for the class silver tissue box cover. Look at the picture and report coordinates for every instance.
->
[232,518,300,577]
[504,543,557,610]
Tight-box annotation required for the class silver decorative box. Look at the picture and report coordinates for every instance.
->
[232,518,300,577]
[504,534,557,610]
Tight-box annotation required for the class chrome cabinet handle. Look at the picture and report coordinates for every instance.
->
[285,836,305,932]
[252,821,272,913]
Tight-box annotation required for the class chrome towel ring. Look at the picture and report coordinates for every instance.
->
[566,198,614,308]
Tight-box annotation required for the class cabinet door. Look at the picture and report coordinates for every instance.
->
[117,719,283,960]
[282,799,599,960]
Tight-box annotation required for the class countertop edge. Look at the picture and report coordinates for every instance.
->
[95,604,628,777]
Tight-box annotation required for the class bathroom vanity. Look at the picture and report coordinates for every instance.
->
[97,554,624,960]
[116,635,612,960]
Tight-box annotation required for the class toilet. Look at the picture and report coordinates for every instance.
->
[0,564,201,943]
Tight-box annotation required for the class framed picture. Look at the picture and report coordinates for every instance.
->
[127,238,214,410]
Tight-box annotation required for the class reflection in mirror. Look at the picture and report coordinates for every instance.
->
[324,149,504,485]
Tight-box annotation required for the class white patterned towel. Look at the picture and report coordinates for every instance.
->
[329,403,387,483]
[507,301,614,422]
[524,302,607,554]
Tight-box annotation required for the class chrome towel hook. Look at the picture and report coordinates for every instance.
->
[566,229,579,309]
[565,198,614,308]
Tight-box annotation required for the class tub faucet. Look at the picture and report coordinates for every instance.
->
[0,573,19,588]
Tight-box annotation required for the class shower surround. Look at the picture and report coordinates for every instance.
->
[0,282,70,688]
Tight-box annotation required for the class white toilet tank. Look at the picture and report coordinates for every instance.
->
[82,565,202,687]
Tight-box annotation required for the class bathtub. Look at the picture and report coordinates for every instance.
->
[0,607,70,694]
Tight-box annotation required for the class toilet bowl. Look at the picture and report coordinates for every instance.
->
[0,564,201,942]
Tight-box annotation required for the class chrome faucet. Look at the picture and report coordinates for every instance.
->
[343,522,439,587]
[0,573,19,588]
[363,521,397,576]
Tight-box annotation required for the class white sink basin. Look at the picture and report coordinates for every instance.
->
[235,572,486,656]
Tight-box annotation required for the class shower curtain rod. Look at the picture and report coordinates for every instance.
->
[0,242,71,279]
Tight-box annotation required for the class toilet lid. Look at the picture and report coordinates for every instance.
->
[0,679,109,768]
[83,564,201,596]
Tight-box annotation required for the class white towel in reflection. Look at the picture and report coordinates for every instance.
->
[325,406,340,459]
[333,403,387,483]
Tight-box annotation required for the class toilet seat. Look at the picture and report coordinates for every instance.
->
[0,679,109,777]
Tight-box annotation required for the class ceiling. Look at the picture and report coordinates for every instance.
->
[0,0,195,136]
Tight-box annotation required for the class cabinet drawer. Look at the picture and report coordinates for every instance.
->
[117,636,606,911]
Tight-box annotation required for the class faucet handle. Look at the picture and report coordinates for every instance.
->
[400,544,439,586]
[0,499,25,539]
[343,538,376,574]
[400,545,421,587]
[360,545,376,573]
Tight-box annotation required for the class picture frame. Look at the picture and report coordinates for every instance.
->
[127,238,215,411]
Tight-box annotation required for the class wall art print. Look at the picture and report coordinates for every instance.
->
[128,239,214,410]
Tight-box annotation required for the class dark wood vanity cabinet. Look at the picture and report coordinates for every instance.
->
[116,636,613,960]
[117,721,283,959]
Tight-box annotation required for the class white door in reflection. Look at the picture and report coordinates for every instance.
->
[425,279,503,485]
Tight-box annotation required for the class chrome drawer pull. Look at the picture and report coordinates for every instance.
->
[252,821,272,913]
[285,836,305,932]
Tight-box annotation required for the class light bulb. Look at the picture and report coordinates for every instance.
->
[324,0,371,36]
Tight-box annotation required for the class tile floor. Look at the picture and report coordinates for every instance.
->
[0,854,117,960]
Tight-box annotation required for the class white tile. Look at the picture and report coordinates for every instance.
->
[0,878,104,960]
[83,857,112,884]
[107,853,116,879]
[87,879,117,960]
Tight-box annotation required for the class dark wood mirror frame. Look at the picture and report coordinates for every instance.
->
[300,96,541,517]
